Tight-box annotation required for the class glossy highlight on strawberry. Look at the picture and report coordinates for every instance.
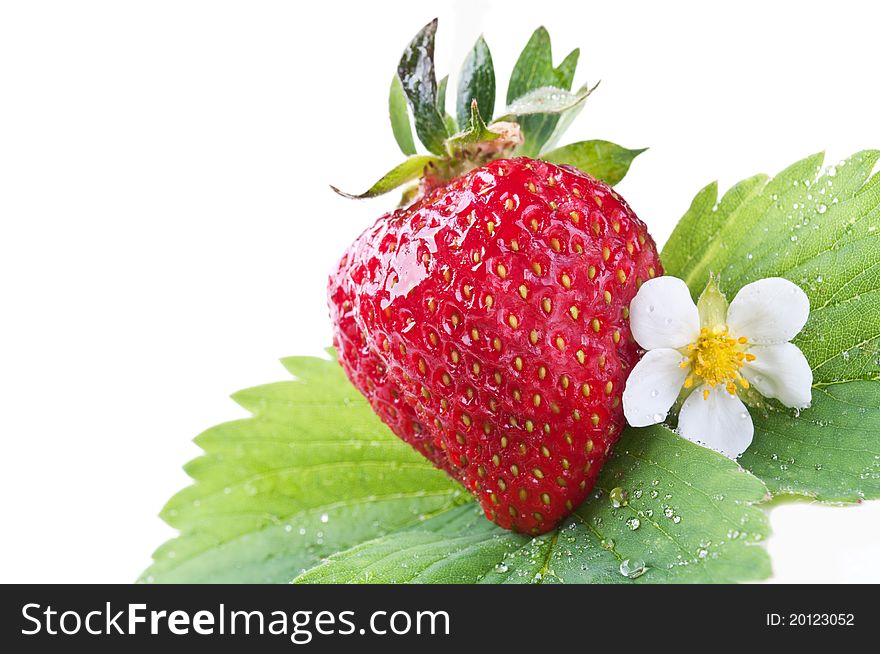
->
[329,158,661,533]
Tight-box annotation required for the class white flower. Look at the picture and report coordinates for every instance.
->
[622,276,812,459]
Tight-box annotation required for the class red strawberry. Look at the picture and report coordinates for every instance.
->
[327,21,659,533]
[329,158,661,533]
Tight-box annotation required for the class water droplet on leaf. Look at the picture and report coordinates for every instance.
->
[619,558,647,579]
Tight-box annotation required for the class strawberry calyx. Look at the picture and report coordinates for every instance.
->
[417,102,522,197]
[333,19,641,205]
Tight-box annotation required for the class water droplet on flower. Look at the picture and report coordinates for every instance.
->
[650,389,659,398]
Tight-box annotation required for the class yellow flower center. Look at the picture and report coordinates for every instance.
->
[680,327,756,399]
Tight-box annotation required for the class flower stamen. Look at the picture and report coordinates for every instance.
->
[683,327,754,398]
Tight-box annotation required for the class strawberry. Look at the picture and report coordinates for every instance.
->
[327,20,660,534]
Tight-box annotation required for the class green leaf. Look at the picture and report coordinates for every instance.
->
[661,150,880,385]
[140,355,462,583]
[436,74,448,116]
[389,75,416,156]
[143,355,771,584]
[507,27,581,157]
[661,150,880,502]
[295,424,770,584]
[542,139,646,186]
[397,19,449,156]
[739,381,880,502]
[293,505,526,584]
[538,48,580,151]
[503,84,595,118]
[456,35,496,128]
[553,48,579,90]
[330,155,440,199]
[540,49,583,154]
[507,27,554,103]
[436,75,457,136]
[443,114,457,136]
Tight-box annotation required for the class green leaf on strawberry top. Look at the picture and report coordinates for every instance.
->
[502,83,596,119]
[507,27,581,158]
[435,75,457,134]
[661,150,880,501]
[507,27,554,105]
[389,74,417,156]
[142,354,771,584]
[456,35,495,129]
[553,48,579,91]
[543,140,647,186]
[330,155,441,199]
[344,20,644,201]
[397,19,450,156]
[436,74,448,116]
[539,48,582,153]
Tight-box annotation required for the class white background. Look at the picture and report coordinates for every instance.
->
[1,0,878,583]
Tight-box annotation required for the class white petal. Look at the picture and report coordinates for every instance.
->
[623,349,689,427]
[726,277,810,344]
[629,276,700,350]
[742,343,813,408]
[677,385,754,459]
